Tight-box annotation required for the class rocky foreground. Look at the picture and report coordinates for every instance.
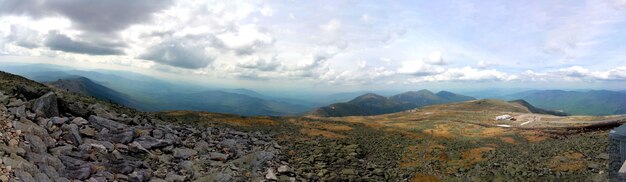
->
[0,84,289,181]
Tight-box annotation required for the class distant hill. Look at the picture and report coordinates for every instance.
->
[48,77,154,110]
[419,99,565,115]
[49,78,312,116]
[156,90,311,116]
[507,90,626,115]
[309,90,476,117]
[507,99,568,116]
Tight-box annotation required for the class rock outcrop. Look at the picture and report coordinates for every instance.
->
[0,86,283,181]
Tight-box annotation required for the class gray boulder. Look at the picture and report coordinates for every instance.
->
[173,148,198,159]
[8,105,26,118]
[89,115,127,131]
[134,136,173,150]
[37,164,60,180]
[59,155,93,180]
[208,152,229,161]
[24,134,46,154]
[32,92,59,118]
[34,173,53,182]
[50,117,69,125]
[14,169,35,182]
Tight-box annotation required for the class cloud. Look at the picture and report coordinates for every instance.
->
[139,39,213,69]
[236,56,280,71]
[0,0,174,34]
[557,66,590,78]
[260,4,274,16]
[515,66,626,82]
[396,51,450,76]
[44,31,125,55]
[214,24,274,55]
[7,25,41,48]
[397,61,444,76]
[477,61,499,69]
[413,66,515,82]
[320,19,342,33]
[424,51,448,65]
[603,67,626,80]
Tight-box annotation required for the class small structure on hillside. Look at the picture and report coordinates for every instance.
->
[495,114,512,121]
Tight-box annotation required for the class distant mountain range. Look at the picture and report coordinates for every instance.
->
[506,90,626,115]
[308,90,476,117]
[3,63,626,117]
[48,76,152,110]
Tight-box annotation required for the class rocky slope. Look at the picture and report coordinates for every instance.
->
[0,71,288,182]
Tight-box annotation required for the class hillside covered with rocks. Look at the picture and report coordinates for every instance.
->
[0,71,287,181]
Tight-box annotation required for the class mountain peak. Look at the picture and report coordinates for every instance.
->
[310,90,475,117]
[402,89,435,95]
[349,93,386,103]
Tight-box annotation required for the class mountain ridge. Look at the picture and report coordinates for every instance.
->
[309,90,476,117]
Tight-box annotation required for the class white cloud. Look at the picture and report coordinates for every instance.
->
[410,66,515,82]
[320,19,341,33]
[397,60,444,76]
[513,66,626,82]
[260,4,274,16]
[214,24,274,55]
[424,51,448,65]
[477,60,499,69]
[557,66,590,78]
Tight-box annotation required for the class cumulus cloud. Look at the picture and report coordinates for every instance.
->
[139,39,213,69]
[477,61,499,69]
[7,25,41,48]
[259,4,274,16]
[320,19,342,33]
[603,67,626,80]
[44,31,125,55]
[557,66,590,78]
[424,51,448,65]
[514,66,626,82]
[0,0,174,34]
[396,51,450,76]
[410,66,516,82]
[214,24,274,55]
[397,61,444,76]
[236,56,280,71]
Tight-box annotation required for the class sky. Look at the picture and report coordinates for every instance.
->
[1,0,626,92]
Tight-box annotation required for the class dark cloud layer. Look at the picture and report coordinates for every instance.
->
[45,31,124,55]
[0,0,174,34]
[139,41,213,69]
